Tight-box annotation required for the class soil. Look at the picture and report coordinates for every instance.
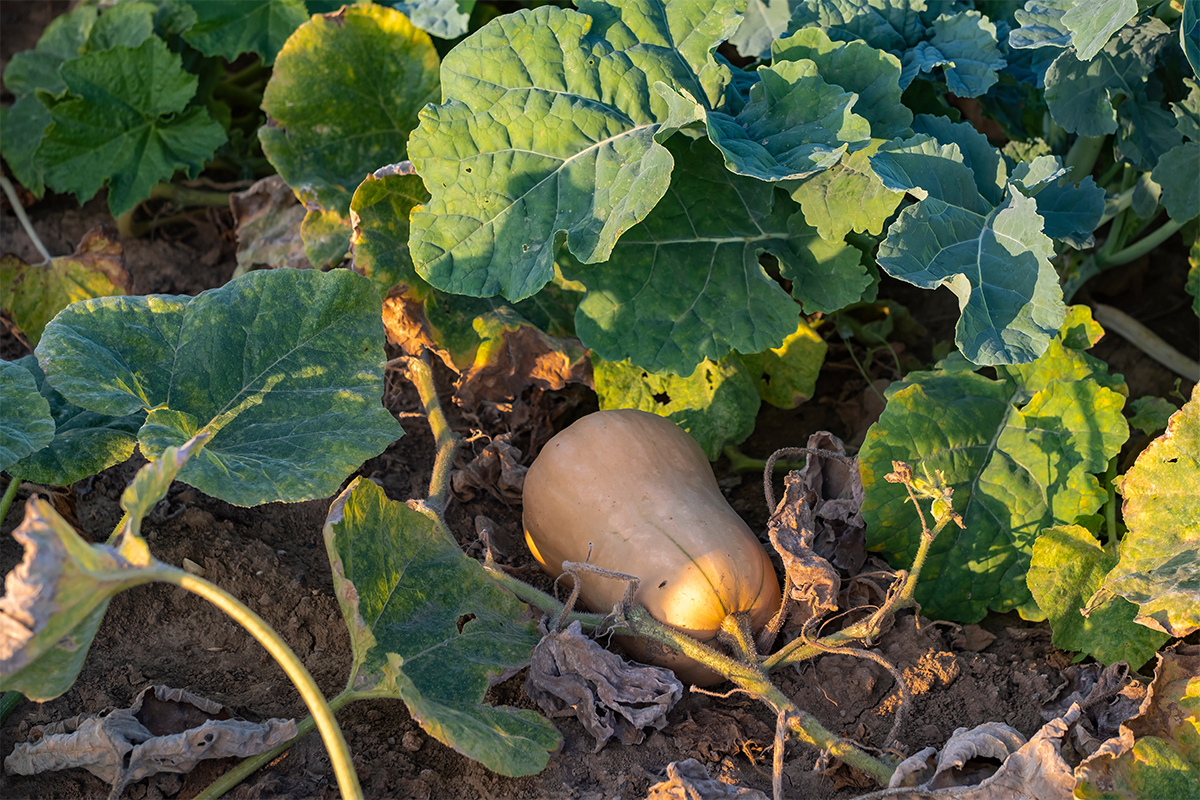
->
[2,6,1198,797]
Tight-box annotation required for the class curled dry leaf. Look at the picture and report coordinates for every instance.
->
[451,433,527,502]
[766,471,841,633]
[525,620,683,752]
[3,685,296,799]
[797,432,867,575]
[229,175,309,274]
[645,758,770,800]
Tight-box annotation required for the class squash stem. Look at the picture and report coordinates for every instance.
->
[0,176,52,265]
[482,559,614,632]
[407,352,459,514]
[0,475,21,527]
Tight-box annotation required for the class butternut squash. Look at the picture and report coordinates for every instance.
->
[522,409,781,685]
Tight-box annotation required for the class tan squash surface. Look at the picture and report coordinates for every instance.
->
[522,409,781,685]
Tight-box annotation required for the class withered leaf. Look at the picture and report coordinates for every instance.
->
[525,621,683,752]
[229,175,309,275]
[451,433,527,502]
[797,431,867,575]
[646,758,770,800]
[767,472,840,632]
[3,685,296,799]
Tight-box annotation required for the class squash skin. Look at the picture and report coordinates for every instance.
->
[522,409,781,685]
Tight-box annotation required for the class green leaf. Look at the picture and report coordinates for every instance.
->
[1117,98,1184,172]
[771,27,912,140]
[390,0,477,39]
[1008,0,1073,51]
[786,0,924,53]
[870,135,1064,365]
[562,137,853,376]
[260,4,440,219]
[407,0,741,301]
[1010,155,1105,248]
[36,268,403,507]
[1044,18,1171,136]
[1184,0,1200,80]
[0,226,130,347]
[0,360,55,475]
[911,113,1007,207]
[860,306,1130,621]
[1128,396,1180,436]
[182,0,309,65]
[350,164,430,297]
[1098,383,1200,638]
[593,354,759,459]
[926,11,1006,98]
[84,2,157,53]
[1027,525,1167,667]
[1152,143,1200,224]
[706,58,871,181]
[300,209,351,268]
[1,5,97,97]
[1173,78,1200,143]
[38,37,226,218]
[738,316,826,409]
[1060,0,1136,61]
[324,478,560,776]
[0,97,51,199]
[730,0,796,59]
[0,436,204,700]
[7,356,143,487]
[787,139,903,242]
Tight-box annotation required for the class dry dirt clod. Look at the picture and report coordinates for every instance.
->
[3,685,297,800]
[525,620,683,752]
[645,758,770,799]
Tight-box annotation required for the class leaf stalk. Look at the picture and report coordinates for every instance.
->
[0,176,53,265]
[405,353,459,514]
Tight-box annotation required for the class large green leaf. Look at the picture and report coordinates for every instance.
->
[0,97,51,197]
[36,269,403,507]
[771,27,911,140]
[260,4,440,219]
[0,437,204,700]
[1027,524,1167,668]
[738,315,826,409]
[924,11,1006,98]
[7,356,143,487]
[1060,0,1137,61]
[182,0,310,65]
[1009,155,1106,248]
[390,0,478,39]
[1,5,97,97]
[870,135,1064,365]
[0,360,54,475]
[593,354,759,459]
[1152,142,1200,224]
[324,478,560,776]
[1044,18,1171,136]
[564,137,860,376]
[37,37,226,217]
[730,0,796,59]
[705,58,871,181]
[786,139,903,242]
[407,0,742,301]
[349,163,430,298]
[1096,383,1200,638]
[83,2,157,53]
[859,307,1130,621]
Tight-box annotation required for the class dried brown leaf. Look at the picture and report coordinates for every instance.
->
[646,759,770,800]
[767,472,840,632]
[456,317,593,409]
[229,175,309,274]
[3,685,296,798]
[451,433,527,502]
[525,621,682,752]
[798,432,867,576]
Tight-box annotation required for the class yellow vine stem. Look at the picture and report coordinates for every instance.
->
[162,570,363,800]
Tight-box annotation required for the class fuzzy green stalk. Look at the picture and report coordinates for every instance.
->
[148,182,231,208]
[1064,135,1106,180]
[1095,218,1185,268]
[0,476,20,526]
[482,558,615,632]
[407,353,459,514]
[0,176,53,264]
[722,446,803,475]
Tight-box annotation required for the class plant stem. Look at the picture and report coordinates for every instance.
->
[406,353,459,514]
[224,60,268,87]
[213,81,264,109]
[1104,456,1118,547]
[0,689,21,723]
[163,571,363,800]
[149,182,231,208]
[722,446,803,475]
[482,560,614,632]
[0,176,53,265]
[0,475,21,526]
[1064,135,1106,180]
[1094,218,1184,268]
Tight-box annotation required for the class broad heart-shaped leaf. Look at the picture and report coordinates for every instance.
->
[350,162,430,298]
[563,137,864,376]
[1060,0,1137,61]
[37,37,226,217]
[0,437,203,700]
[910,113,1006,207]
[182,0,310,65]
[593,354,759,459]
[324,478,560,777]
[871,136,1064,366]
[8,356,143,487]
[1,5,97,97]
[83,1,157,53]
[786,139,903,242]
[1027,525,1167,668]
[299,209,351,268]
[1044,18,1171,136]
[771,27,912,140]
[859,306,1130,622]
[730,0,797,59]
[1152,142,1200,224]
[36,268,403,508]
[925,11,1006,98]
[705,58,871,182]
[390,0,477,39]
[1098,383,1200,638]
[0,96,51,197]
[407,0,742,302]
[0,226,130,347]
[738,315,826,409]
[260,4,440,218]
[0,360,54,474]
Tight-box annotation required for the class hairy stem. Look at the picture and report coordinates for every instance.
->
[1094,218,1184,268]
[482,559,614,632]
[406,353,459,514]
[0,475,21,526]
[722,445,803,475]
[1064,135,1106,180]
[1,176,53,264]
[163,571,362,800]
